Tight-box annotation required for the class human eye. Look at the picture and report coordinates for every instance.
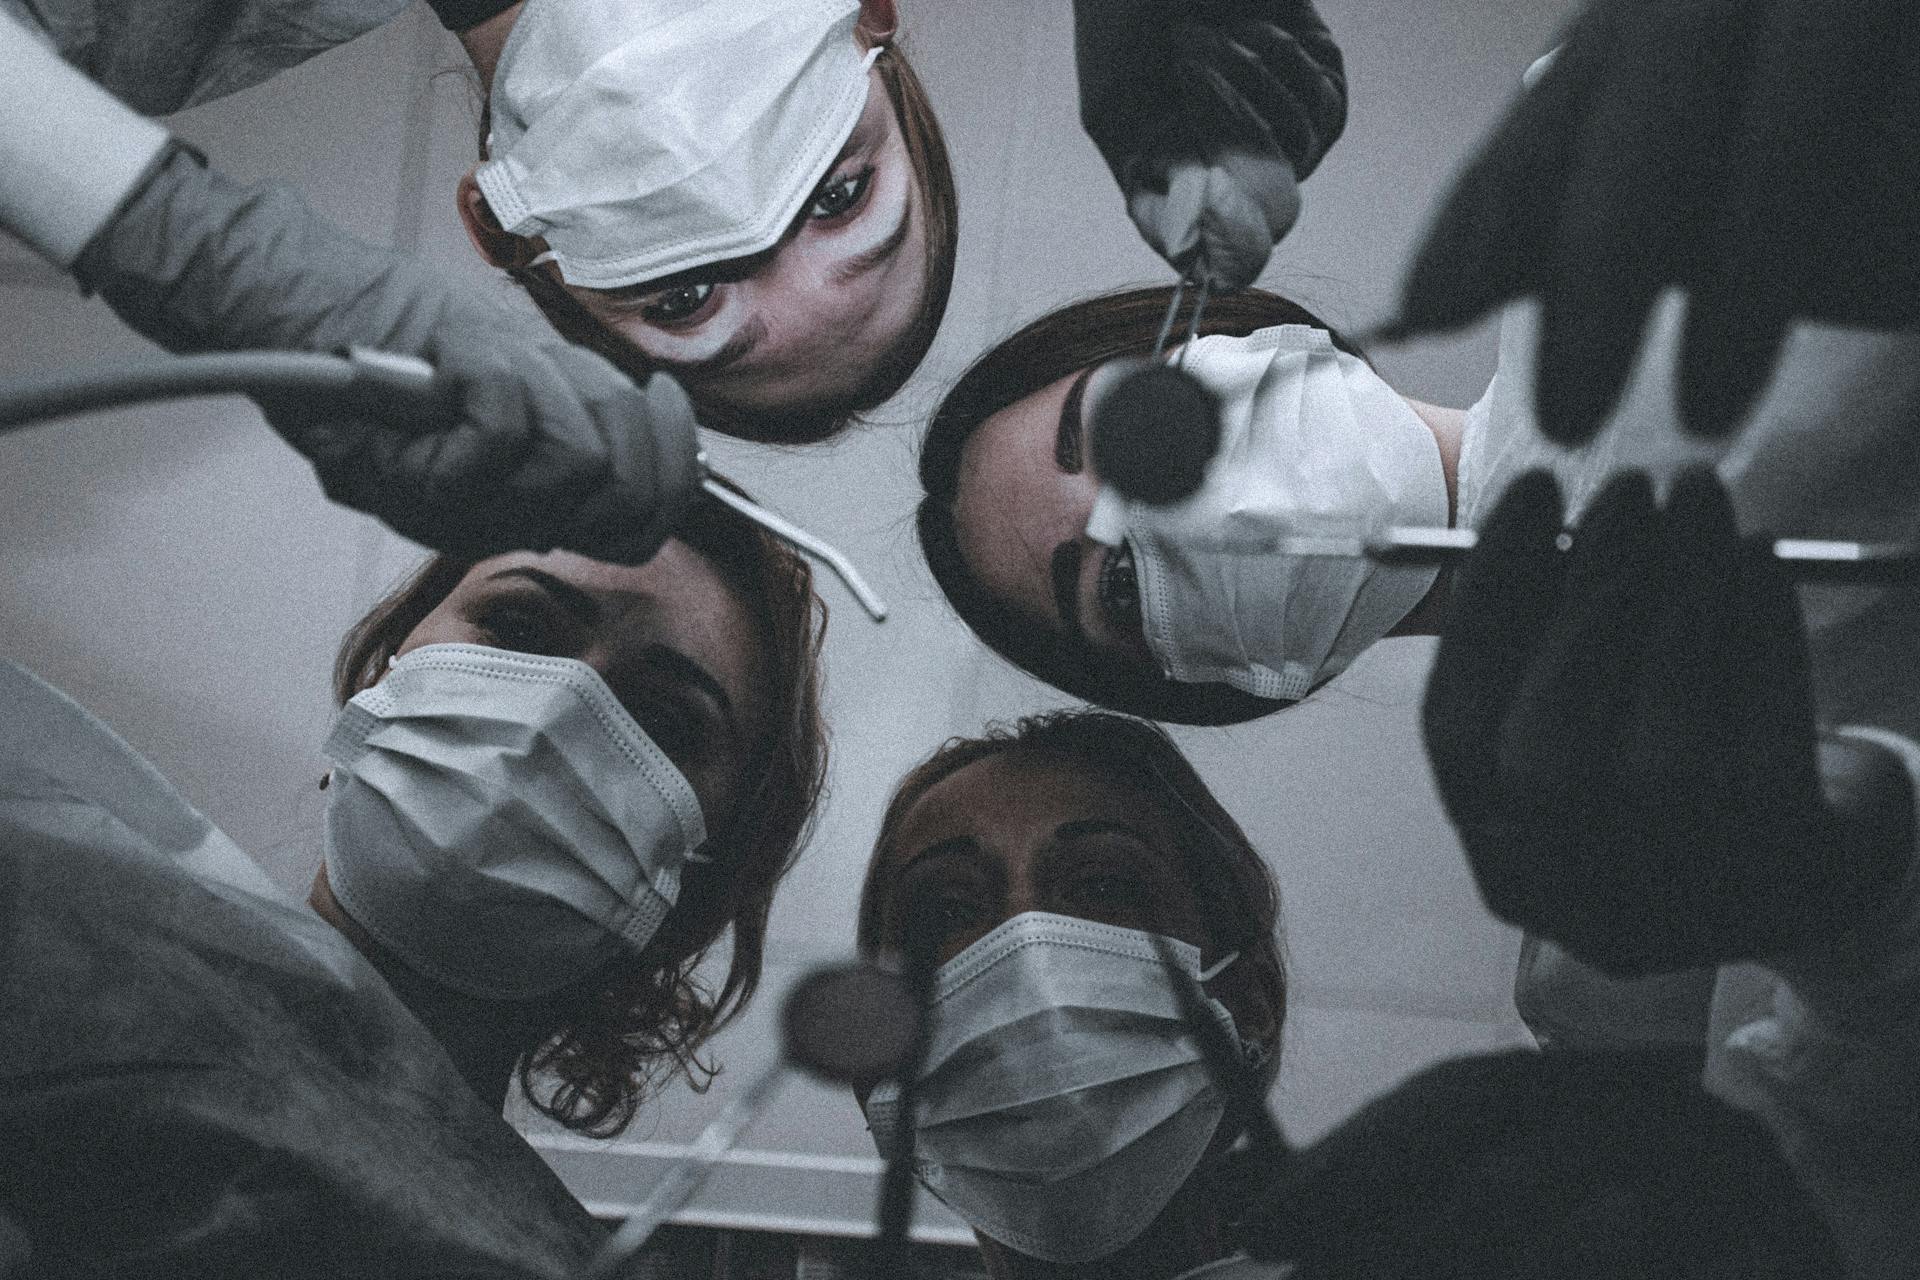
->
[897,867,992,956]
[1096,542,1142,635]
[807,165,875,222]
[626,688,706,763]
[1062,867,1151,921]
[638,281,716,327]
[472,598,572,657]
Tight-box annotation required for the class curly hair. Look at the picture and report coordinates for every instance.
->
[332,488,828,1135]
[857,708,1286,1066]
[494,39,958,444]
[919,286,1367,726]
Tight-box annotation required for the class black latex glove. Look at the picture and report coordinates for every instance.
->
[1241,1048,1841,1279]
[1383,0,1920,443]
[73,146,700,564]
[1421,468,1910,977]
[1075,0,1346,287]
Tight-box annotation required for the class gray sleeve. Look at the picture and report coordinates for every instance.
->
[1,0,409,114]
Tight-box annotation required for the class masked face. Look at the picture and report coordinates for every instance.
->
[953,326,1450,703]
[475,0,931,422]
[566,66,928,420]
[322,547,771,1000]
[396,548,768,828]
[862,751,1279,1271]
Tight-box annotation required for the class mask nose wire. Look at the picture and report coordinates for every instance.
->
[696,460,890,622]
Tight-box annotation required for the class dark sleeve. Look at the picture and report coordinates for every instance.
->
[423,0,518,33]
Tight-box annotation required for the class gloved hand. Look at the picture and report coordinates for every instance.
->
[71,144,701,564]
[1075,0,1346,289]
[1384,0,1920,443]
[1243,1049,1842,1278]
[1421,468,1911,978]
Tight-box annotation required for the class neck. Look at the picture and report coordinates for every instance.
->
[309,866,535,1111]
[455,3,525,91]
[1383,396,1466,640]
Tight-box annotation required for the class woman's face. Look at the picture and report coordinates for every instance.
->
[565,65,925,418]
[869,750,1213,968]
[396,544,769,837]
[952,366,1157,672]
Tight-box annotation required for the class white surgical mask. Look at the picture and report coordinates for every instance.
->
[1086,326,1449,701]
[475,0,879,289]
[863,912,1247,1264]
[322,644,707,1001]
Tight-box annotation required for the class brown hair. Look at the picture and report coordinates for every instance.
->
[333,489,829,1135]
[857,709,1286,1065]
[919,286,1365,726]
[496,42,957,444]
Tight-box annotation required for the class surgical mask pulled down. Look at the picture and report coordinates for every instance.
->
[863,912,1251,1265]
[1087,326,1449,700]
[322,644,707,1002]
[477,0,879,290]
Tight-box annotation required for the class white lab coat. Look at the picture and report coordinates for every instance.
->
[0,661,600,1278]
[1461,291,1920,1277]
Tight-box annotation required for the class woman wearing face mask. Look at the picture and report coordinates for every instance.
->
[852,712,1847,1280]
[854,710,1287,1280]
[918,285,1458,725]
[454,0,958,442]
[0,490,827,1276]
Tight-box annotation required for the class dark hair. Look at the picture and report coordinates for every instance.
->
[919,286,1367,726]
[498,42,957,445]
[333,488,829,1135]
[857,709,1286,1064]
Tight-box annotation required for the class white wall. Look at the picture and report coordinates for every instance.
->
[0,0,1582,1240]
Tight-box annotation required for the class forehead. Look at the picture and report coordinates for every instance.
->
[885,750,1178,869]
[952,370,1088,627]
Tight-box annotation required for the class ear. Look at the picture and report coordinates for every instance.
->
[855,0,898,45]
[456,168,531,270]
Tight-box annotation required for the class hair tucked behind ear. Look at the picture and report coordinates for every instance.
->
[334,486,828,1135]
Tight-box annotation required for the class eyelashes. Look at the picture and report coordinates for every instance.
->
[1096,542,1142,634]
[638,281,715,326]
[809,165,875,221]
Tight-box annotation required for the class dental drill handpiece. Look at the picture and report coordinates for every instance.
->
[1088,277,1224,505]
[580,962,924,1280]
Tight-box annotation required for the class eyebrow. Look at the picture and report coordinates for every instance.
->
[901,834,981,874]
[1053,817,1153,845]
[485,567,599,626]
[642,642,739,737]
[486,568,739,736]
[1050,540,1086,646]
[1056,367,1093,473]
[657,314,768,377]
[830,190,913,287]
